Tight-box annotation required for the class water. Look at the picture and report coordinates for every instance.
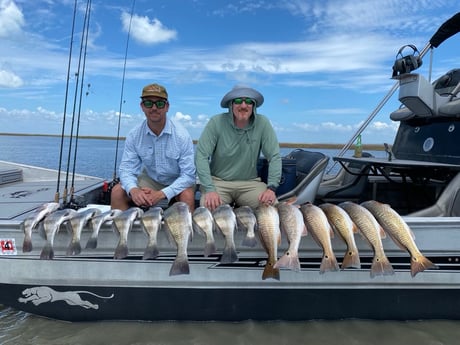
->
[0,134,457,344]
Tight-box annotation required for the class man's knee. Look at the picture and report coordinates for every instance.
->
[178,187,196,210]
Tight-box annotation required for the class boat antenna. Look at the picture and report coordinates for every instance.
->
[68,0,92,207]
[55,0,78,204]
[112,0,136,183]
[62,0,92,206]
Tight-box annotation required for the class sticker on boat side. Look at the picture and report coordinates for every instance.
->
[18,286,114,310]
[0,239,17,255]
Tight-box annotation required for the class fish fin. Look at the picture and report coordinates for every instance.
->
[370,256,394,278]
[319,253,339,274]
[301,225,308,237]
[66,242,81,256]
[192,221,205,236]
[277,231,282,245]
[37,221,47,239]
[262,261,280,280]
[410,254,438,277]
[204,242,217,257]
[351,222,359,234]
[340,249,361,269]
[85,236,98,249]
[220,245,238,263]
[241,235,257,248]
[40,243,54,260]
[378,225,387,239]
[113,244,128,259]
[142,245,159,260]
[284,196,297,205]
[274,251,301,272]
[22,235,32,253]
[169,255,190,276]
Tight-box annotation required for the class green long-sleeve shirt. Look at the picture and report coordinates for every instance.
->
[195,112,281,193]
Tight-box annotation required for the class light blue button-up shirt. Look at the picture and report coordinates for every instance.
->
[119,118,196,201]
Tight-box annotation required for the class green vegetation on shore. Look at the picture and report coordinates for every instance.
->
[0,132,385,150]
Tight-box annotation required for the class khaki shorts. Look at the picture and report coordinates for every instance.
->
[137,170,167,191]
[200,177,267,210]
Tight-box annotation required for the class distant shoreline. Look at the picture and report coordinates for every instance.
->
[0,132,385,150]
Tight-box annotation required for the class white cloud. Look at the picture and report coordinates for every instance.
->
[0,69,23,87]
[121,12,177,45]
[0,0,24,37]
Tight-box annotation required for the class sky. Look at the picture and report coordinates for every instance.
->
[1,0,460,145]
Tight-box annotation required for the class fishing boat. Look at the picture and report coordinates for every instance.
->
[2,13,460,322]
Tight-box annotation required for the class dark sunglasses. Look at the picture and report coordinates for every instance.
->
[233,98,254,105]
[142,99,168,109]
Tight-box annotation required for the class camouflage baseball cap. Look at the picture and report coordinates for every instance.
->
[141,83,168,99]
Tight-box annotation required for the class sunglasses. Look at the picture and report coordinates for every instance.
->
[142,99,168,109]
[233,98,254,105]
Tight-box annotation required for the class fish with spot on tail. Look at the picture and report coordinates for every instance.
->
[234,206,258,247]
[40,208,78,260]
[21,202,60,253]
[86,209,123,249]
[212,204,238,263]
[192,206,217,257]
[300,203,339,274]
[112,207,144,259]
[274,202,306,272]
[361,200,438,277]
[339,201,394,278]
[67,208,101,255]
[163,202,193,276]
[319,203,361,269]
[140,207,163,260]
[255,204,281,280]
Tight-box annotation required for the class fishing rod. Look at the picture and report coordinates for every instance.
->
[55,0,78,204]
[69,0,93,207]
[111,0,136,184]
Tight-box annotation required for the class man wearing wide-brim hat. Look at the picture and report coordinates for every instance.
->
[195,85,281,210]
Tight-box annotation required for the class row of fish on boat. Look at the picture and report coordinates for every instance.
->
[20,198,438,280]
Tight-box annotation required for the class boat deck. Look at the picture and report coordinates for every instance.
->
[0,161,104,223]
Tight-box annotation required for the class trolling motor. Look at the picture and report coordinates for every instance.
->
[391,44,423,79]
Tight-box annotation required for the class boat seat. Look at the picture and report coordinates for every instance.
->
[277,149,329,205]
[408,172,460,217]
[315,152,373,204]
[0,168,23,185]
[438,98,460,117]
[390,107,415,121]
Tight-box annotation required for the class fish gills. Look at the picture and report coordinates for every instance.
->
[361,200,438,277]
[140,207,163,260]
[300,203,339,274]
[319,203,361,269]
[22,202,60,253]
[163,202,192,276]
[339,201,394,278]
[234,206,258,248]
[212,204,238,263]
[192,206,217,257]
[255,204,281,280]
[274,202,306,272]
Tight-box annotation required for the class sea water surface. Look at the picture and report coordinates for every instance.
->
[1,134,459,345]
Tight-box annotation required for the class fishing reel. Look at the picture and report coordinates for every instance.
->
[391,44,423,79]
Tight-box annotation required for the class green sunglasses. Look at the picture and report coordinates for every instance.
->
[233,98,254,105]
[142,99,168,109]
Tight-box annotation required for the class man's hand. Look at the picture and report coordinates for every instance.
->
[204,191,222,211]
[130,187,166,208]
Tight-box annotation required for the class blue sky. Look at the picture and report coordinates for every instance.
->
[1,0,459,144]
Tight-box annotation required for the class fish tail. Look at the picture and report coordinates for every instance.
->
[142,245,159,260]
[370,255,394,278]
[204,242,217,257]
[274,251,301,272]
[169,255,190,276]
[22,236,32,253]
[319,253,340,274]
[66,241,82,256]
[241,235,257,248]
[85,236,98,249]
[410,254,438,277]
[40,243,54,260]
[341,249,361,269]
[220,245,238,263]
[114,244,128,260]
[262,261,280,280]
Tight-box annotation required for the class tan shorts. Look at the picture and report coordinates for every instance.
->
[200,177,267,210]
[137,170,166,191]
